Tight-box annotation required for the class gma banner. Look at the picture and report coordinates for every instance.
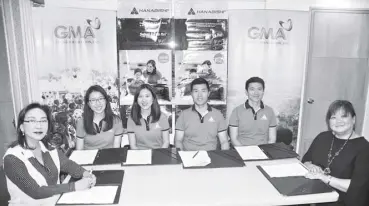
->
[227,10,309,148]
[32,7,118,112]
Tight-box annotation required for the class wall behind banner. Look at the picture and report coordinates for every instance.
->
[227,10,308,148]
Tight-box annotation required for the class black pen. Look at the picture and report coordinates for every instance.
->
[192,151,199,158]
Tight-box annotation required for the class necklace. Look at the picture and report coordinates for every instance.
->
[324,131,353,175]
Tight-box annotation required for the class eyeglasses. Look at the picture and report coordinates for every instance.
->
[89,97,106,104]
[24,120,48,124]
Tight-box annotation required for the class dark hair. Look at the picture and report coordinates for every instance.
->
[83,85,115,135]
[190,77,210,91]
[189,69,197,74]
[326,100,356,131]
[245,77,265,90]
[130,84,161,125]
[202,60,211,66]
[146,60,157,75]
[134,68,142,75]
[10,103,53,149]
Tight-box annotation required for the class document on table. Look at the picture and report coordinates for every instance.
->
[57,186,118,204]
[69,149,98,165]
[124,149,152,165]
[235,146,269,160]
[178,151,211,167]
[261,162,308,178]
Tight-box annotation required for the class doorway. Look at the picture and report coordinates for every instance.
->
[297,9,369,156]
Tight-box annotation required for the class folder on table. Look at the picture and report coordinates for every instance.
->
[59,170,124,205]
[69,170,125,186]
[121,148,182,166]
[69,148,128,166]
[259,142,299,159]
[93,148,128,165]
[257,163,334,196]
[152,148,181,165]
[179,150,245,169]
[57,186,119,205]
[123,149,152,165]
[235,146,269,161]
[68,149,98,165]
[178,151,211,167]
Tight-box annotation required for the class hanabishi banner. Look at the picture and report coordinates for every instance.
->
[117,2,173,50]
[227,10,308,147]
[173,2,229,105]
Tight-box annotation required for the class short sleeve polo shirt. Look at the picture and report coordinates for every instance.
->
[127,112,170,149]
[76,116,124,150]
[229,100,277,146]
[176,105,227,151]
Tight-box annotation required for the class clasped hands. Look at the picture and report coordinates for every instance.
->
[74,170,97,191]
[304,162,331,184]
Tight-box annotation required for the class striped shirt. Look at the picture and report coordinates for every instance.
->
[3,148,85,199]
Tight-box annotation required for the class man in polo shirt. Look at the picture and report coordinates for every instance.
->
[229,77,277,146]
[175,78,229,151]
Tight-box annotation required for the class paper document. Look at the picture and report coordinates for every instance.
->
[261,162,308,178]
[69,149,98,165]
[57,185,118,204]
[124,150,152,165]
[178,151,211,167]
[235,146,269,160]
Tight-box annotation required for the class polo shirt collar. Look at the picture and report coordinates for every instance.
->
[192,104,212,123]
[245,100,264,109]
[192,104,212,112]
[94,118,106,133]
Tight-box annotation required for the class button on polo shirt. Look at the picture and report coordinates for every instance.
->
[229,100,277,146]
[127,113,170,149]
[76,116,124,150]
[176,105,227,151]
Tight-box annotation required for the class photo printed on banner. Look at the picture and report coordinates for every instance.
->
[120,105,173,133]
[174,19,228,51]
[117,18,173,50]
[174,51,227,105]
[119,50,172,105]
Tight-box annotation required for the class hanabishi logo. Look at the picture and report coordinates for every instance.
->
[187,8,226,15]
[247,19,293,44]
[54,17,101,44]
[130,7,170,15]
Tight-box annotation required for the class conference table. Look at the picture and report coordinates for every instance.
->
[53,157,339,206]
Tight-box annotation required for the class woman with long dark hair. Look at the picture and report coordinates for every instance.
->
[127,84,170,149]
[76,85,123,150]
[3,103,95,205]
[143,60,162,84]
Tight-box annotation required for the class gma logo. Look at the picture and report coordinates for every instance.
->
[248,19,293,40]
[54,18,101,39]
[54,26,95,39]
